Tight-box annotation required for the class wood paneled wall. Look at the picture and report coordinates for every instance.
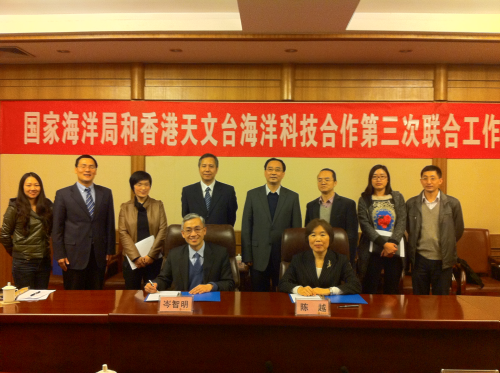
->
[448,65,500,102]
[0,64,131,99]
[295,64,434,101]
[145,64,282,101]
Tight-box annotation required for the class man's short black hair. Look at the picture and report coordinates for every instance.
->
[421,165,442,178]
[129,171,152,191]
[319,168,337,182]
[198,153,219,168]
[75,154,98,168]
[264,158,286,172]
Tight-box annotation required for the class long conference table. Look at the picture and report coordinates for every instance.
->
[1,291,499,373]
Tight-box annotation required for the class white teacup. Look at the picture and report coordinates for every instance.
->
[2,282,17,303]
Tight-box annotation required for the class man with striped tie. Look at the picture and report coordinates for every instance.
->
[53,155,116,290]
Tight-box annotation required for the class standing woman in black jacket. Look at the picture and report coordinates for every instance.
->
[357,165,406,294]
[1,172,53,289]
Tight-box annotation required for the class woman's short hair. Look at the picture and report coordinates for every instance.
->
[129,171,152,191]
[305,218,335,248]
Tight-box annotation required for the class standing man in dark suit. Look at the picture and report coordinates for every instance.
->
[304,168,358,267]
[241,158,302,292]
[52,155,116,290]
[181,153,238,226]
[144,213,234,294]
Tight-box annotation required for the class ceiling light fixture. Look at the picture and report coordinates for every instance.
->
[170,49,183,52]
[285,49,298,53]
[57,50,70,53]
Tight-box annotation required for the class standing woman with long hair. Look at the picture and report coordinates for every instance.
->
[1,172,53,289]
[357,165,406,294]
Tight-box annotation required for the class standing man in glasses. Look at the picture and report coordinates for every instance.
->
[52,155,116,290]
[406,165,464,295]
[304,168,358,267]
[181,153,238,226]
[145,213,234,294]
[241,158,302,292]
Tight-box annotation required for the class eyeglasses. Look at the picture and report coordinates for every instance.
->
[183,227,204,234]
[421,177,438,182]
[372,175,387,180]
[78,165,96,170]
[266,168,282,172]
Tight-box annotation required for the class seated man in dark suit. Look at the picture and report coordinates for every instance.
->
[304,168,358,267]
[181,153,238,226]
[145,213,234,294]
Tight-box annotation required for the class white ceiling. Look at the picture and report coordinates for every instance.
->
[1,0,500,65]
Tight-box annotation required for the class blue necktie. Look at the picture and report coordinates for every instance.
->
[189,253,203,290]
[85,188,95,217]
[205,187,211,211]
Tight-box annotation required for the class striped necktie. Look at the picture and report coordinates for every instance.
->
[205,187,211,211]
[85,188,95,217]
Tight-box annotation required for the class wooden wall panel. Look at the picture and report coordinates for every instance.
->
[145,64,281,101]
[0,64,131,100]
[448,65,500,102]
[295,64,434,102]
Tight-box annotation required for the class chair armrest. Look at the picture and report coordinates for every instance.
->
[489,256,500,281]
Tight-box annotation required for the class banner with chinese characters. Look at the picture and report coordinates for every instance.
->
[1,101,499,158]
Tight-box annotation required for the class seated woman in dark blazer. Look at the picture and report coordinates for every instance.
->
[278,219,361,296]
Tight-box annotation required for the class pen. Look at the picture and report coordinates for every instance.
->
[338,304,359,308]
[30,291,41,297]
[148,280,157,292]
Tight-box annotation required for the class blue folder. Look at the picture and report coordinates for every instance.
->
[289,294,367,304]
[181,291,221,302]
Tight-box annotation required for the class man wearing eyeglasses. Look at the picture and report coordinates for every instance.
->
[406,165,464,295]
[242,158,302,292]
[145,213,234,294]
[304,168,358,267]
[52,155,116,290]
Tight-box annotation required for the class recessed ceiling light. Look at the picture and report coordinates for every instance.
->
[170,49,183,53]
[399,49,413,53]
[285,49,298,53]
[57,50,70,53]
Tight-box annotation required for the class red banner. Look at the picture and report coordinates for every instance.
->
[1,101,500,158]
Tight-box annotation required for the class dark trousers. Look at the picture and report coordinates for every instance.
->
[251,244,281,292]
[362,252,403,294]
[122,257,162,290]
[63,247,106,290]
[12,257,51,289]
[412,253,453,295]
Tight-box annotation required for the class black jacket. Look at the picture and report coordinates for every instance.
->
[278,249,361,295]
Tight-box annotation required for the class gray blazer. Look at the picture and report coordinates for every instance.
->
[52,184,116,270]
[241,185,302,272]
[357,191,406,278]
[406,190,464,270]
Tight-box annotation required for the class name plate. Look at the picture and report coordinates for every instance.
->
[158,295,194,314]
[295,298,331,317]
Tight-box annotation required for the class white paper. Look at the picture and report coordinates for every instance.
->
[145,291,181,302]
[369,229,405,257]
[290,294,322,303]
[17,289,56,301]
[127,235,156,270]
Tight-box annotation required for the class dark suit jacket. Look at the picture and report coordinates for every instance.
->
[278,249,361,294]
[304,194,358,263]
[241,185,302,272]
[154,242,235,291]
[181,181,237,226]
[52,183,116,270]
